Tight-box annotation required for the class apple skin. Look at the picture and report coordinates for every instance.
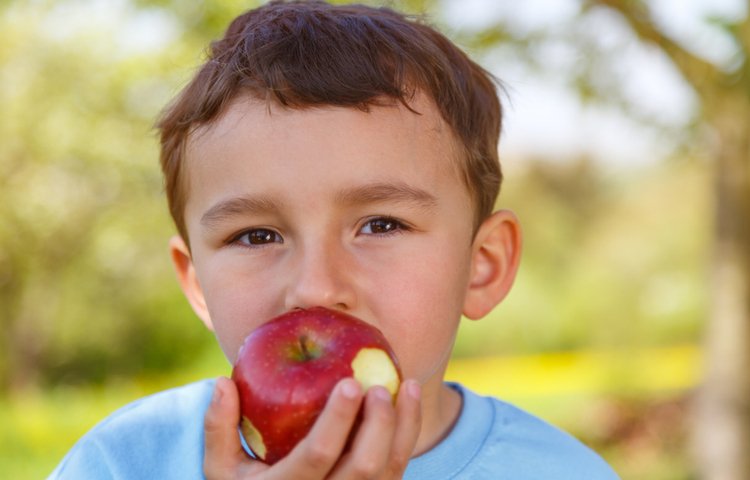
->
[231,307,402,465]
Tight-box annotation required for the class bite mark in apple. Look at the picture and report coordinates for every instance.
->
[351,347,400,398]
[231,307,402,464]
[241,415,267,460]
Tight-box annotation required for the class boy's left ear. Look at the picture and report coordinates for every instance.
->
[463,209,522,320]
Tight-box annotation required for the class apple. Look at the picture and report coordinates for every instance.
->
[231,307,402,464]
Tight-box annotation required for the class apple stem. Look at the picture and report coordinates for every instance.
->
[300,335,312,360]
[298,334,324,362]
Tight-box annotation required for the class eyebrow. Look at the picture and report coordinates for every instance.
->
[200,182,438,228]
[334,182,438,209]
[200,195,282,228]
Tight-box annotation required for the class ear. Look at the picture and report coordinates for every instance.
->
[463,209,522,320]
[169,235,214,331]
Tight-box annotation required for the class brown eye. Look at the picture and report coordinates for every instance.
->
[237,229,283,246]
[360,217,407,235]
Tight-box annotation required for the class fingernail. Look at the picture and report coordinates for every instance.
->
[406,380,421,401]
[373,386,392,402]
[340,379,360,399]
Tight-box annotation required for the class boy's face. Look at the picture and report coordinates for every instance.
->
[175,94,485,389]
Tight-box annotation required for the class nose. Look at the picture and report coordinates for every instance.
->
[283,238,356,312]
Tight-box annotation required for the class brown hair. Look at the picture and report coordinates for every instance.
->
[157,0,503,242]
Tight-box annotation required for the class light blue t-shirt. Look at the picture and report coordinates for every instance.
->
[49,380,619,479]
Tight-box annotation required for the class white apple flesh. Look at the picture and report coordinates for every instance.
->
[231,307,402,464]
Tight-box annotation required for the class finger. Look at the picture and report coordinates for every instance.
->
[329,385,397,480]
[271,378,364,479]
[203,376,251,479]
[384,379,422,478]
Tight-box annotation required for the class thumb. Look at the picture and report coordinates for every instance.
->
[203,376,246,479]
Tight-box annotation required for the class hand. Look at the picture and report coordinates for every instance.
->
[203,376,422,479]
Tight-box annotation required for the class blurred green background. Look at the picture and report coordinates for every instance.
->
[2,1,747,479]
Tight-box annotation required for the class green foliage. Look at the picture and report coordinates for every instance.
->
[454,157,710,356]
[0,2,709,477]
[0,0,711,392]
[0,0,214,390]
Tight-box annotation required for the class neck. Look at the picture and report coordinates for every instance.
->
[412,381,463,457]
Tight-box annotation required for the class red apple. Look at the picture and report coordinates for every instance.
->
[231,307,402,464]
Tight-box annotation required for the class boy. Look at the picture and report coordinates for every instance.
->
[51,1,619,478]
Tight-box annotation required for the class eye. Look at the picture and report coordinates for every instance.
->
[359,217,409,236]
[233,228,283,247]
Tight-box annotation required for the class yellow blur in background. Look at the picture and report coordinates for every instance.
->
[1,345,700,478]
[2,1,746,479]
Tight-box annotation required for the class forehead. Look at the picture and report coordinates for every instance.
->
[189,92,455,152]
[182,93,467,216]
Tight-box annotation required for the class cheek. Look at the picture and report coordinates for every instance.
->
[198,260,281,363]
[369,244,472,382]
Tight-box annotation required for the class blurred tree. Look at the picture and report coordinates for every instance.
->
[0,1,212,390]
[1,4,740,478]
[452,1,749,478]
[586,3,750,479]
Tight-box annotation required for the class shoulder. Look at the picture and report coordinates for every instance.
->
[405,383,620,480]
[479,390,619,478]
[48,379,215,480]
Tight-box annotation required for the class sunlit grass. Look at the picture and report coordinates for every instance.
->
[447,344,700,405]
[448,345,699,479]
[2,345,699,479]
[0,344,228,479]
